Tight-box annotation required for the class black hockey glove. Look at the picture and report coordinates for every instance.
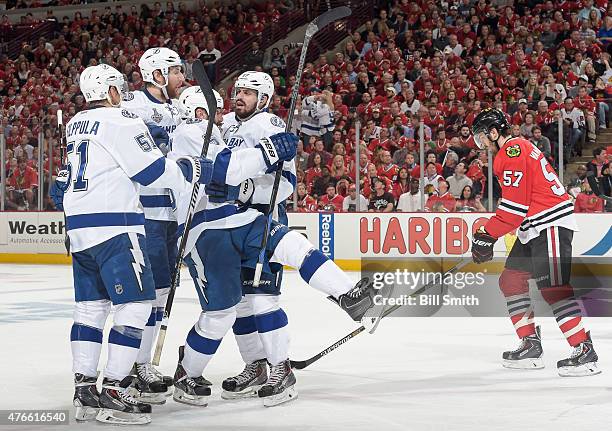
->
[471,228,496,264]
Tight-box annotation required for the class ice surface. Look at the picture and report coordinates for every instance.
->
[0,264,610,431]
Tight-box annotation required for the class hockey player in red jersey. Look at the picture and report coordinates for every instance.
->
[470,108,600,377]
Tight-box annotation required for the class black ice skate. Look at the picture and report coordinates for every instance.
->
[132,362,168,404]
[96,376,152,425]
[73,373,100,421]
[331,277,376,322]
[173,346,211,406]
[557,332,601,377]
[502,326,544,369]
[257,359,297,407]
[221,359,268,400]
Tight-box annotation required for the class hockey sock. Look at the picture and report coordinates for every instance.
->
[499,269,536,338]
[183,309,235,377]
[249,295,289,366]
[71,323,103,377]
[105,325,143,381]
[272,231,352,298]
[232,297,266,363]
[135,308,157,364]
[541,284,587,346]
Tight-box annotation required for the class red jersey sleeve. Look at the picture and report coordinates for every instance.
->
[485,141,532,238]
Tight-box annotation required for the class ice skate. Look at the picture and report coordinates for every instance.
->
[557,332,601,377]
[132,362,168,404]
[173,347,211,406]
[502,326,544,369]
[332,277,376,322]
[258,359,297,407]
[73,373,100,422]
[222,359,268,400]
[96,376,152,425]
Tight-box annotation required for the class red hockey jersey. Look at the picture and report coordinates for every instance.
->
[485,137,578,243]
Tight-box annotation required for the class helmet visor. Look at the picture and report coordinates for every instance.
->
[473,131,489,150]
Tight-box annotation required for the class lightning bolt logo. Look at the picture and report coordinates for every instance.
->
[128,233,145,291]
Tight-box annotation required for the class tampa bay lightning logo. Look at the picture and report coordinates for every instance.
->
[151,108,163,124]
[166,104,180,118]
[270,115,286,128]
[122,92,135,101]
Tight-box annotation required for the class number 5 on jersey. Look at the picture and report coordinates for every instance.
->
[66,140,90,192]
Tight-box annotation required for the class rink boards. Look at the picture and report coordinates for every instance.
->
[0,212,610,273]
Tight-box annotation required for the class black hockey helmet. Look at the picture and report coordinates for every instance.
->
[471,108,511,149]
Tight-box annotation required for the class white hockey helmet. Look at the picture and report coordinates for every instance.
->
[138,47,183,87]
[178,86,223,119]
[79,64,127,105]
[233,71,274,110]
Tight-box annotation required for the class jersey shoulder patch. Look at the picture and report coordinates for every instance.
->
[505,143,521,158]
[270,115,286,129]
[122,92,135,101]
[121,109,139,119]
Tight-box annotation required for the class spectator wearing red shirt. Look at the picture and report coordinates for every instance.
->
[574,181,605,212]
[295,182,318,212]
[424,180,456,212]
[305,153,324,193]
[7,157,37,210]
[319,184,344,212]
[391,167,410,201]
[377,150,400,182]
[575,85,597,141]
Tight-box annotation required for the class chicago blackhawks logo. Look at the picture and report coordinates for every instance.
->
[506,144,521,158]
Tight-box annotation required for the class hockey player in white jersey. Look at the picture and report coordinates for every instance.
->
[120,47,184,401]
[50,64,214,425]
[217,72,377,406]
[166,85,299,406]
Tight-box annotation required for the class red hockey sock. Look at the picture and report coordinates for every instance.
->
[540,284,588,347]
[499,269,535,338]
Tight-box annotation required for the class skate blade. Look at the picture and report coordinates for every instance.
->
[221,385,262,400]
[134,391,167,405]
[74,405,99,422]
[172,388,209,407]
[95,409,151,425]
[262,386,298,407]
[502,357,545,370]
[558,362,601,377]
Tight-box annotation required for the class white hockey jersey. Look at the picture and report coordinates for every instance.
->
[222,111,296,207]
[122,89,182,221]
[63,107,191,253]
[169,118,277,255]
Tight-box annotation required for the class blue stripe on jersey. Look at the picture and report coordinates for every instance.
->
[70,323,103,343]
[186,326,222,355]
[66,212,145,230]
[299,249,328,283]
[282,169,297,189]
[176,205,249,236]
[300,123,322,132]
[255,309,288,334]
[232,316,258,335]
[140,195,173,208]
[145,309,156,326]
[211,148,232,184]
[156,308,164,321]
[131,157,166,186]
[108,327,142,349]
[143,88,166,104]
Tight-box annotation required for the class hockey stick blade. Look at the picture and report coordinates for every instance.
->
[311,6,352,33]
[290,260,470,369]
[152,60,217,366]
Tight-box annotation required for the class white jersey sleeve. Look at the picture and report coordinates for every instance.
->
[63,107,190,253]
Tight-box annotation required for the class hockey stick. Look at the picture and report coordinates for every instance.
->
[290,260,470,370]
[152,60,217,366]
[586,171,612,203]
[57,110,70,255]
[252,6,352,287]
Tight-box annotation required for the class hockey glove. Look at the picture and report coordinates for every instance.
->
[205,178,254,204]
[176,156,213,185]
[147,125,171,154]
[471,228,496,264]
[50,168,70,211]
[257,132,298,173]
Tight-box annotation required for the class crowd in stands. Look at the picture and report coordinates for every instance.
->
[1,0,612,213]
